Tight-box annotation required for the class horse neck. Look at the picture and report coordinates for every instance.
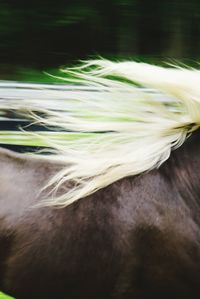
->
[162,129,200,219]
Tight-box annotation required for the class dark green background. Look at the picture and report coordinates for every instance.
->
[0,0,200,80]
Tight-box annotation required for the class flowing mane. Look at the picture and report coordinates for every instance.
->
[1,59,200,207]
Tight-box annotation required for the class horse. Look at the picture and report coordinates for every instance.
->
[0,60,200,299]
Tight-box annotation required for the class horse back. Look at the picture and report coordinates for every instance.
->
[0,148,200,299]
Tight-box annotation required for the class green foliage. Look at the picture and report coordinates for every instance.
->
[0,0,200,73]
[0,67,64,83]
[0,292,14,299]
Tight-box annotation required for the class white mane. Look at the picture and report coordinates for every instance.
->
[1,59,200,207]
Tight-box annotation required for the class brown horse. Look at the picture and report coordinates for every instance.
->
[1,60,200,299]
[0,129,200,299]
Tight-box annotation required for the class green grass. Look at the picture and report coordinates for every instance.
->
[0,292,14,299]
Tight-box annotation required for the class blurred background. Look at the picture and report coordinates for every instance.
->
[0,0,200,81]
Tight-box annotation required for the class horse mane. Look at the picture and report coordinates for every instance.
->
[1,59,200,207]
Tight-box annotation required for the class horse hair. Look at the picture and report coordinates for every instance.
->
[1,59,200,207]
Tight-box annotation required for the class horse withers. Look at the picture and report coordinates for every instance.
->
[0,130,200,299]
[1,60,200,298]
